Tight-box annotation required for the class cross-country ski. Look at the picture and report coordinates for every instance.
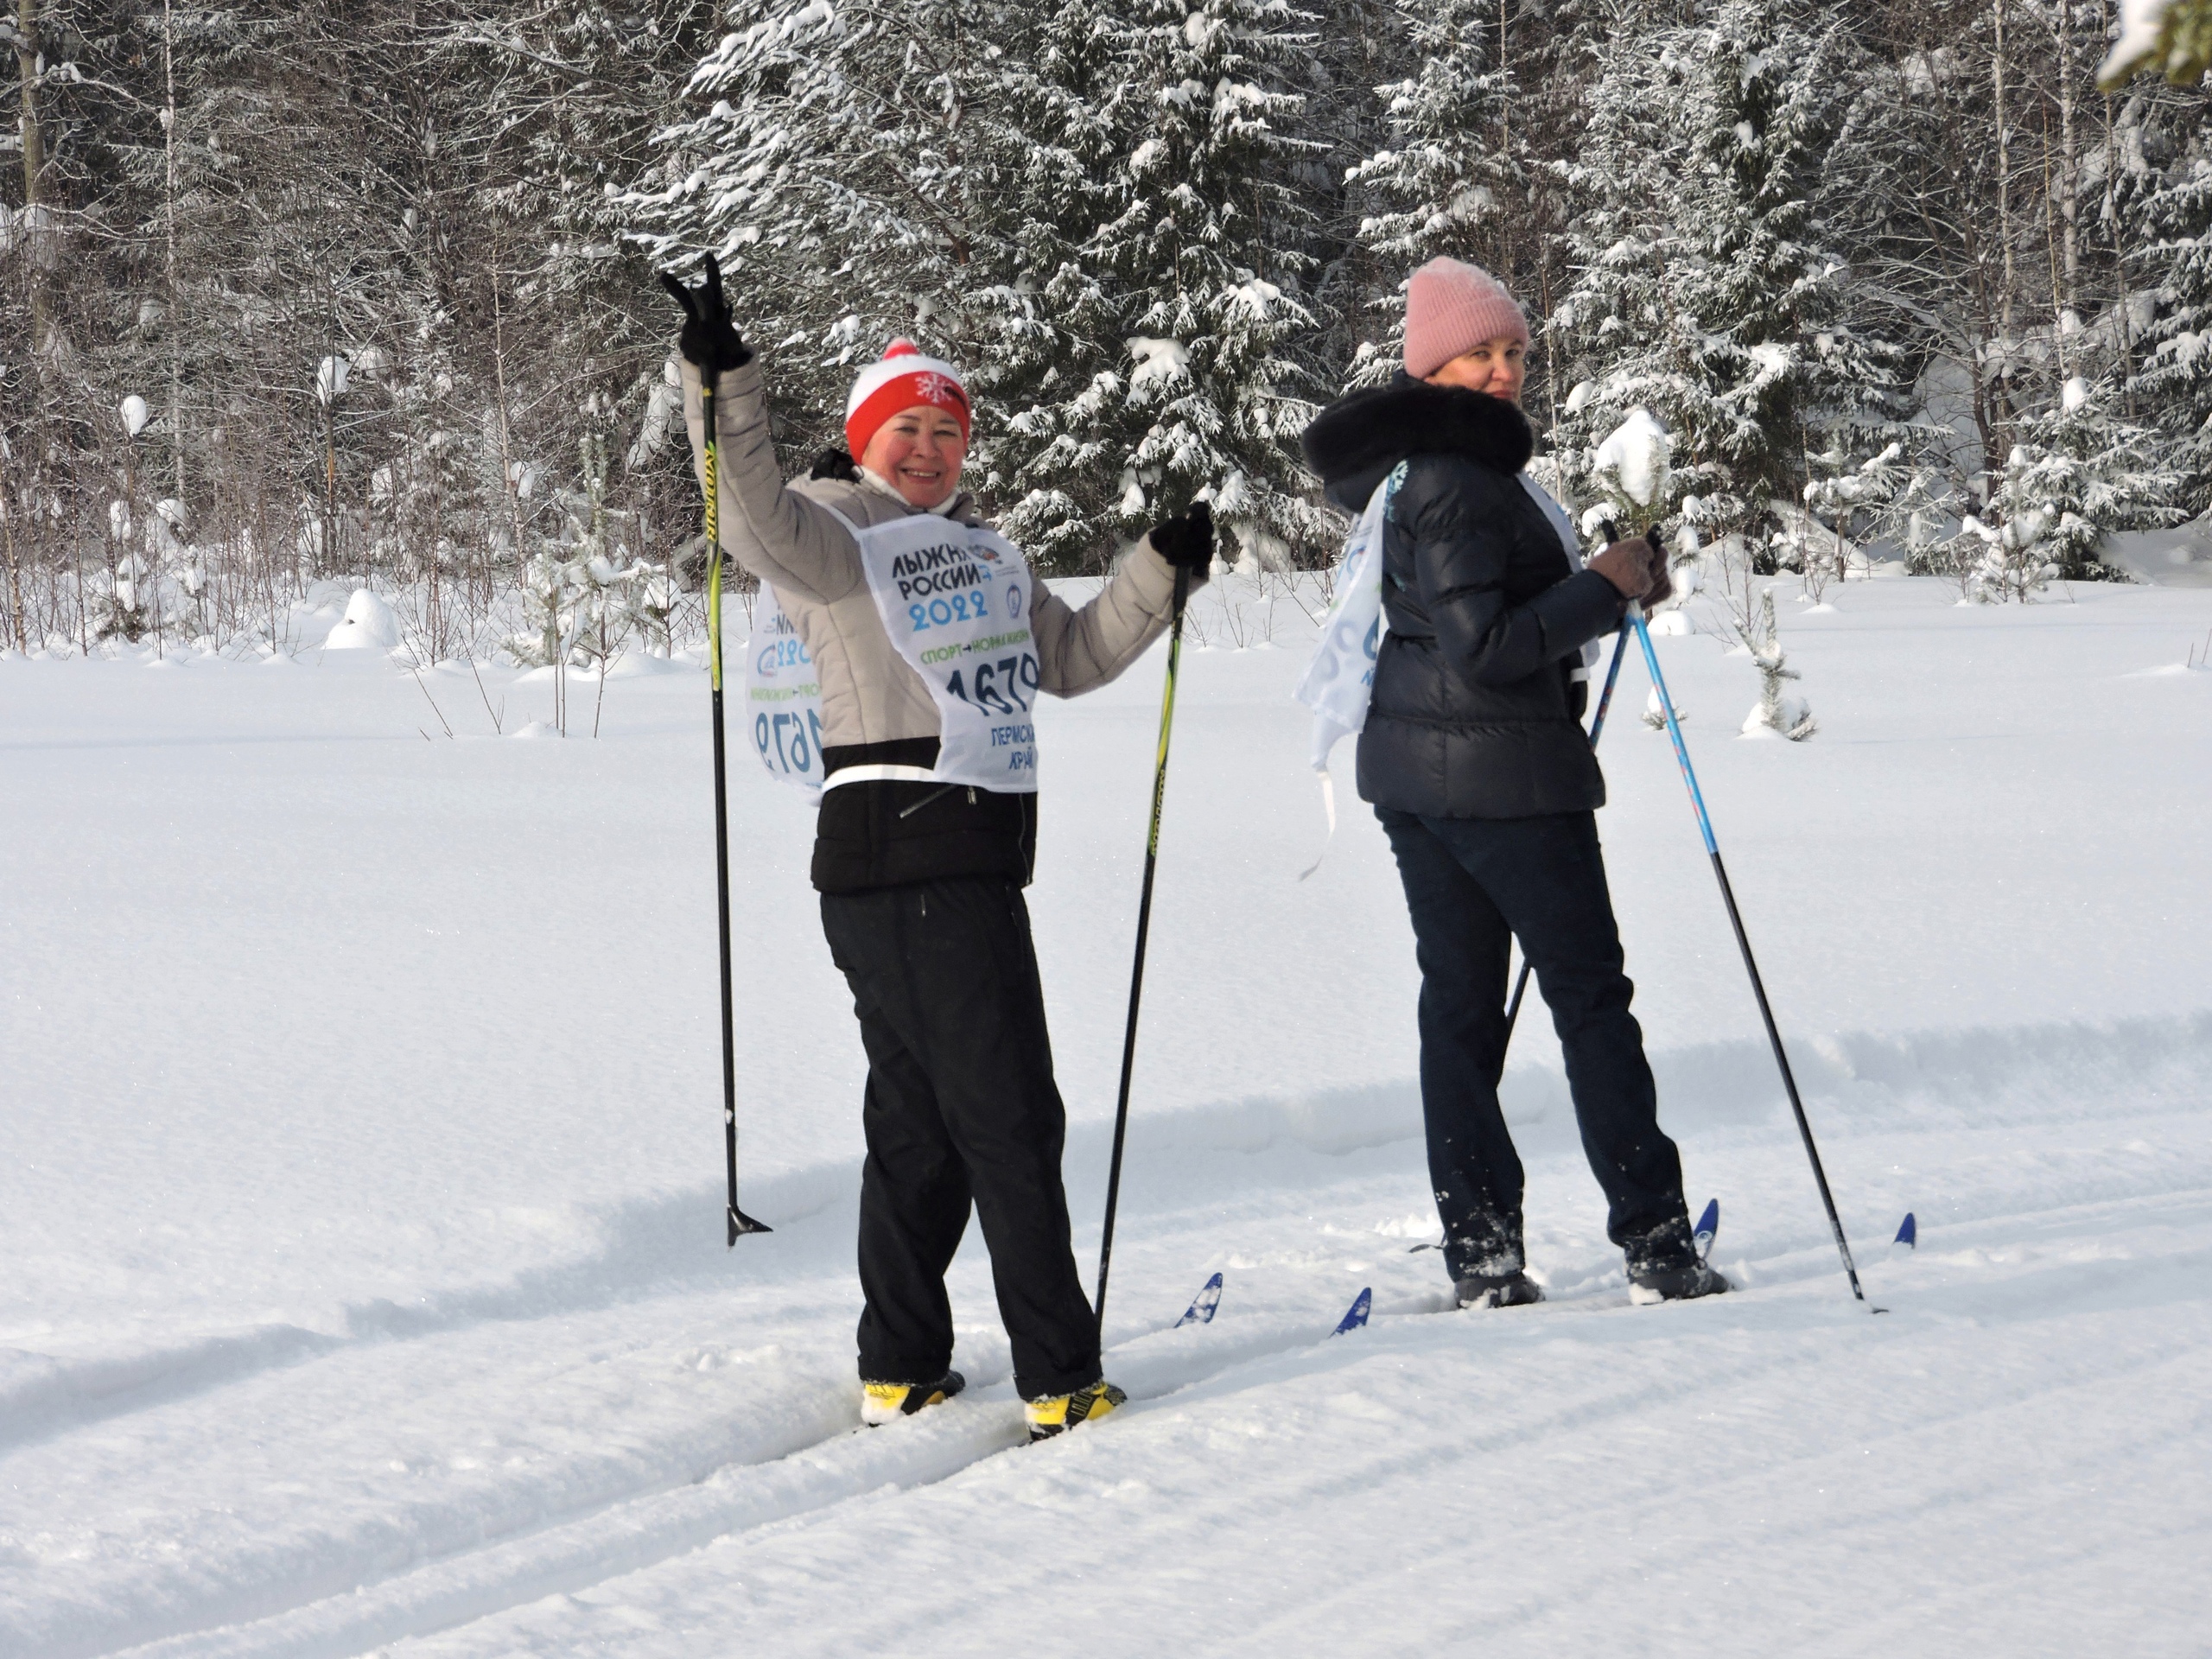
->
[1176,1272,1226,1328]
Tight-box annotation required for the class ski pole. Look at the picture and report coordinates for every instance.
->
[1500,620,1631,1045]
[702,378,772,1245]
[1627,599,1871,1306]
[1093,561,1192,1332]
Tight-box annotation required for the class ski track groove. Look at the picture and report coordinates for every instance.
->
[69,1202,2093,1659]
[88,1297,1382,1659]
[1143,1257,2212,1656]
[373,1223,2212,1659]
[17,1020,2205,1461]
[0,1178,854,1460]
[20,1033,2210,1659]
[38,1173,2209,1659]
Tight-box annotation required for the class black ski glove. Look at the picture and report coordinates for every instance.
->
[1147,501,1214,570]
[658,252,753,377]
[810,447,860,482]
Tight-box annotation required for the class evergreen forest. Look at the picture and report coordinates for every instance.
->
[3,0,2209,654]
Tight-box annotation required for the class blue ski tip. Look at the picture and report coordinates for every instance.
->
[1894,1212,1916,1249]
[1174,1271,1224,1328]
[1693,1198,1719,1261]
[1331,1287,1372,1336]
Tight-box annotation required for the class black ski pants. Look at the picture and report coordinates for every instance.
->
[1376,806,1694,1280]
[819,875,1100,1402]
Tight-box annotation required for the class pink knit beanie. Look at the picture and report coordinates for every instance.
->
[1402,258,1529,378]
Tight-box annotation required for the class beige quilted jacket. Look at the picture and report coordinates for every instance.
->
[680,357,1187,753]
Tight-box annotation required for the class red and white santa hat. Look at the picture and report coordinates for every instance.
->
[844,340,971,461]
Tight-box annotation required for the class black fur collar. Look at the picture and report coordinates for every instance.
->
[1301,376,1535,486]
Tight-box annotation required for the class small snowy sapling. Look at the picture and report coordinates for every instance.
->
[1735,588,1815,741]
[1642,685,1689,731]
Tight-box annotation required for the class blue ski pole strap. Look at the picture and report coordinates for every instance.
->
[1630,607,1719,856]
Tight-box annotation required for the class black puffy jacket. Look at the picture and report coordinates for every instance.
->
[1301,376,1625,820]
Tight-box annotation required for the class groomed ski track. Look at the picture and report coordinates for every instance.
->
[8,1013,2212,1659]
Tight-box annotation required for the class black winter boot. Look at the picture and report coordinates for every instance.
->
[1628,1262,1732,1305]
[1455,1269,1545,1309]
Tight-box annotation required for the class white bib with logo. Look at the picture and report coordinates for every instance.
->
[1295,462,1406,771]
[830,506,1042,793]
[744,582,827,795]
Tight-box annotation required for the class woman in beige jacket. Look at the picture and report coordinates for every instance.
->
[664,257,1211,1442]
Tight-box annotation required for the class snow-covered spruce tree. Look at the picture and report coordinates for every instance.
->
[633,0,1018,452]
[1086,0,1331,569]
[1548,0,1904,563]
[2120,92,2212,513]
[637,0,1330,571]
[1337,0,1597,411]
[963,0,1154,569]
[1796,436,1950,594]
[1974,374,2183,588]
[1343,0,1524,384]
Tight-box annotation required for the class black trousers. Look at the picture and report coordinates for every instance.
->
[1376,806,1694,1279]
[819,876,1100,1402]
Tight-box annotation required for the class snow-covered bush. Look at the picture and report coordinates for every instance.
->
[1961,377,2183,598]
[85,556,152,645]
[322,588,401,651]
[1946,510,2047,603]
[1796,442,1906,593]
[505,435,665,732]
[1641,686,1688,732]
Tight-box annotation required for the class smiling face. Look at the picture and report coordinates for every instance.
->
[1423,334,1528,405]
[859,404,968,508]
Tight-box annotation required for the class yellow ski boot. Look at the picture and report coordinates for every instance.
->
[1025,1379,1128,1442]
[861,1370,965,1427]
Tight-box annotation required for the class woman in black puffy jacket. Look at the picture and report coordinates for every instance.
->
[1301,257,1728,1308]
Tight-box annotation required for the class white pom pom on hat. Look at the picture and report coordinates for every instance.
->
[844,340,971,460]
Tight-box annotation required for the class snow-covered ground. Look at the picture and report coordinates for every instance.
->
[4,573,2210,1657]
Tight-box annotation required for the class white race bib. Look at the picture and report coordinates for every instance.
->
[1295,463,1405,770]
[834,508,1042,793]
[744,582,826,794]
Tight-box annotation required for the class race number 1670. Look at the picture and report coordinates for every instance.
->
[755,708,825,777]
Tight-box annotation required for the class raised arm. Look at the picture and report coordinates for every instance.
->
[664,255,862,606]
[1031,506,1215,696]
[679,359,865,606]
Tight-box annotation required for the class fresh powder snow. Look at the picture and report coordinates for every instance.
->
[3,572,2210,1656]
